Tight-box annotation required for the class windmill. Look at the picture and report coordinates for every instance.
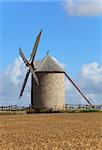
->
[19,30,91,110]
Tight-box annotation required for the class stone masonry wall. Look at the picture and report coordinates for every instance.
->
[31,72,65,110]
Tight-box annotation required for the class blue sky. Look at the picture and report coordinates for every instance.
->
[0,0,101,76]
[0,0,102,106]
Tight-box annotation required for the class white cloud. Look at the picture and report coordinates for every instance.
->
[79,62,102,84]
[65,62,102,105]
[63,0,102,16]
[78,62,102,104]
[0,57,31,106]
[6,57,23,85]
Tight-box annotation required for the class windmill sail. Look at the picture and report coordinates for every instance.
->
[19,69,30,99]
[19,47,28,66]
[19,30,42,99]
[29,29,42,62]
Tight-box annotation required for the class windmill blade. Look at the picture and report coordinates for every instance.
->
[29,29,43,62]
[19,47,29,66]
[65,72,92,105]
[28,64,39,86]
[19,69,30,99]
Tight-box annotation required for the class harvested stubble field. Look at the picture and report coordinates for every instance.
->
[0,113,102,150]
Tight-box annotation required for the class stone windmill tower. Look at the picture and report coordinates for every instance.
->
[19,30,91,110]
[31,55,65,110]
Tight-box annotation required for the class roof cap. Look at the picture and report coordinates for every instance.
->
[34,55,64,72]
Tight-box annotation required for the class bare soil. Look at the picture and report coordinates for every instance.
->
[0,113,102,150]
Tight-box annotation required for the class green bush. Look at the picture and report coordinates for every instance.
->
[79,109,100,113]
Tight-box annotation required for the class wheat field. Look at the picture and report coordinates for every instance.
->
[0,113,102,150]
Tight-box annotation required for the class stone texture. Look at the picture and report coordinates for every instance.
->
[31,72,65,110]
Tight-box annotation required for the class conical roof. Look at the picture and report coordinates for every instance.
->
[34,55,64,72]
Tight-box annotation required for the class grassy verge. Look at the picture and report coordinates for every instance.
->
[0,110,26,115]
[26,108,101,114]
[0,109,101,115]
